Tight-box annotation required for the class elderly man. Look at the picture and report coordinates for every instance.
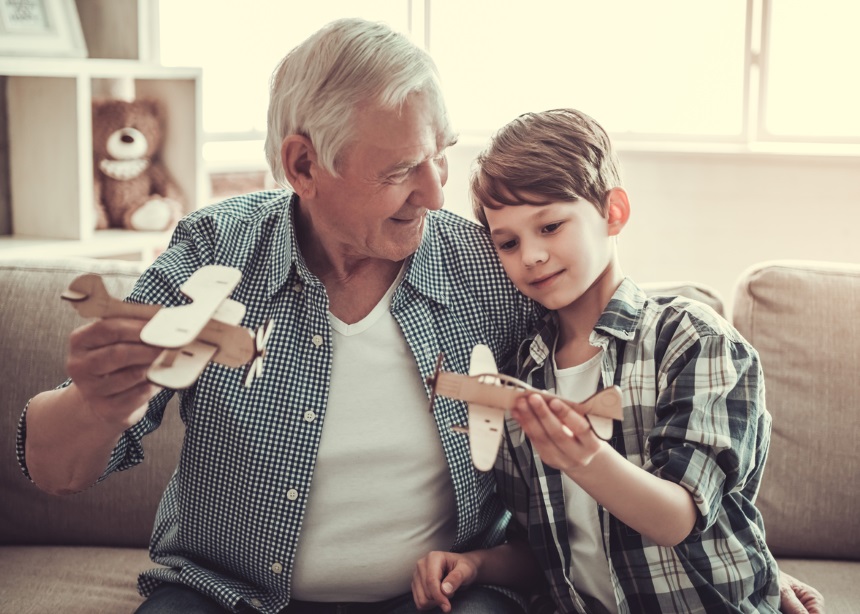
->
[19,17,822,614]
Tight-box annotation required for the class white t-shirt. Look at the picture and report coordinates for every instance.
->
[553,350,618,613]
[289,272,457,601]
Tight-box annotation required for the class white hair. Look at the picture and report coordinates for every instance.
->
[265,18,445,188]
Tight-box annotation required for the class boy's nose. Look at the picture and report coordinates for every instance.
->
[522,245,548,267]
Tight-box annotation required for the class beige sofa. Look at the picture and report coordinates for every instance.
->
[1,257,858,613]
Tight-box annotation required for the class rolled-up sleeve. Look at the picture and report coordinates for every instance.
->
[646,328,766,534]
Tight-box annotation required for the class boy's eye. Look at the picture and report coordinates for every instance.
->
[542,222,563,234]
[496,239,518,252]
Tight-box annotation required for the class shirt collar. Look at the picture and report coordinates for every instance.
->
[521,277,646,369]
[399,211,450,307]
[592,277,646,342]
[265,196,451,306]
[264,191,304,298]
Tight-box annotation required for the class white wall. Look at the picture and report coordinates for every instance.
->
[444,143,860,315]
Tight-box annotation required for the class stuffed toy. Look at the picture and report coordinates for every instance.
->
[92,98,185,231]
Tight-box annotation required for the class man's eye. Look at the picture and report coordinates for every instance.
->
[542,222,562,234]
[386,171,410,183]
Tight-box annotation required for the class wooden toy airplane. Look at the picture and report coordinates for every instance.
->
[61,265,274,389]
[427,344,624,471]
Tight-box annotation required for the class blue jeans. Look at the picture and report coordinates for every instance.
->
[135,582,525,614]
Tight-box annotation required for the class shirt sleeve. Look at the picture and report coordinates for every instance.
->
[645,325,769,534]
[495,423,532,542]
[16,224,210,485]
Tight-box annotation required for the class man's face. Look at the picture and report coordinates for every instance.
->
[305,91,455,265]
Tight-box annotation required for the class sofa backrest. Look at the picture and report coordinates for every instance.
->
[638,280,725,317]
[0,258,183,548]
[733,260,860,560]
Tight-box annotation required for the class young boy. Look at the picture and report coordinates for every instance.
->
[412,109,781,613]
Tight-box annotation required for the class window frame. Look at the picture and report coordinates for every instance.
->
[154,0,860,172]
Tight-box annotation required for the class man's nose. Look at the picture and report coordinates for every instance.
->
[410,159,446,211]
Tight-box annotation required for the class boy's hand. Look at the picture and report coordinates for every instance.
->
[412,551,478,612]
[779,571,825,613]
[511,393,604,472]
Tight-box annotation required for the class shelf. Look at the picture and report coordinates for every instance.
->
[0,229,171,262]
[0,59,204,259]
[0,57,200,79]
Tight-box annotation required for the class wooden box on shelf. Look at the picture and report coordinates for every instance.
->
[0,57,204,261]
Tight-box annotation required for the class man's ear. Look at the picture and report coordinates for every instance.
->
[605,188,630,237]
[281,135,318,198]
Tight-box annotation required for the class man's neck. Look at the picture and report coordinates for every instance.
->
[320,258,404,324]
[294,200,405,323]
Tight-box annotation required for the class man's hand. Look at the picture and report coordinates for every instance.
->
[66,317,164,429]
[25,317,163,495]
[412,551,479,612]
[779,571,825,613]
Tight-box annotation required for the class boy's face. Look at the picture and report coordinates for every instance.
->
[484,196,624,312]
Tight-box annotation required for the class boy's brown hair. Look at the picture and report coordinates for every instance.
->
[470,108,623,228]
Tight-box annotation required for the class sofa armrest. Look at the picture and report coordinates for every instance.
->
[0,258,182,548]
[732,260,860,560]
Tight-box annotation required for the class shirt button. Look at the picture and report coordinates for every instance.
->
[292,282,303,293]
[250,598,262,608]
[311,334,323,347]
[304,410,316,422]
[287,488,299,501]
[271,561,283,574]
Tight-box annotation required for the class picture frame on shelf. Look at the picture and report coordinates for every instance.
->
[0,0,87,58]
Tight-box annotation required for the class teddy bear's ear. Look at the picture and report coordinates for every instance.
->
[137,98,163,121]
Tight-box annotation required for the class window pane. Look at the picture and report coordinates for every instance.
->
[429,0,746,137]
[159,1,409,136]
[766,2,860,138]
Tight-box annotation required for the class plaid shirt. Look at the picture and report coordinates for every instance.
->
[18,191,538,614]
[496,279,780,614]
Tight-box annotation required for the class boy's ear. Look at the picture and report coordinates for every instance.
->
[281,135,319,198]
[605,188,630,237]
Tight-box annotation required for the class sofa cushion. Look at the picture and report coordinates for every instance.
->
[0,545,150,614]
[732,260,860,559]
[0,258,182,547]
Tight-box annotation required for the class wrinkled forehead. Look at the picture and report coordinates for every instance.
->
[349,88,455,153]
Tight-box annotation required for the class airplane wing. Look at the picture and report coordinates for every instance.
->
[140,265,242,349]
[577,385,623,440]
[146,342,219,389]
[465,344,506,472]
[146,283,252,388]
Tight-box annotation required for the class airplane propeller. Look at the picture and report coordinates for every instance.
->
[244,318,275,387]
[426,352,445,414]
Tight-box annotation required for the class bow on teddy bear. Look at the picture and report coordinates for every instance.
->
[93,98,185,231]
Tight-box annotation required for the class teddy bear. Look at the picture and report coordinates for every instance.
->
[92,98,185,231]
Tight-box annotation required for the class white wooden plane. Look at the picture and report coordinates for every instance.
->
[61,265,273,389]
[427,344,624,471]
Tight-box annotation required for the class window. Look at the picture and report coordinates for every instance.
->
[764,2,860,139]
[158,0,860,170]
[158,0,408,169]
[429,0,746,138]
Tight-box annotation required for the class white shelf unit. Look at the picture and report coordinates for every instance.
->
[0,57,204,260]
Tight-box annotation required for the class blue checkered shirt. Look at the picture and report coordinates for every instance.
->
[21,191,539,613]
[496,279,781,614]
